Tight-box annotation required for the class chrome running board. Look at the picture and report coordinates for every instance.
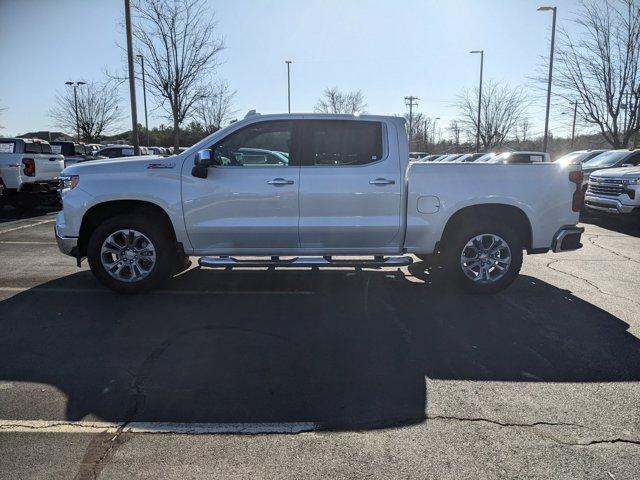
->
[198,255,413,269]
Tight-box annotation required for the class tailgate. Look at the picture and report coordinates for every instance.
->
[29,154,64,181]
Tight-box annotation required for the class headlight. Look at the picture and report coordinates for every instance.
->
[59,175,80,195]
[621,178,640,185]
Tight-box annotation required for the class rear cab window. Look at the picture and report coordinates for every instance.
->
[0,141,16,153]
[301,120,383,166]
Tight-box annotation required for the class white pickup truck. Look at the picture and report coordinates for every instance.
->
[55,113,585,294]
[585,166,640,216]
[0,138,65,209]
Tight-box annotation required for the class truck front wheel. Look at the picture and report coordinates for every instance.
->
[442,221,523,294]
[87,213,174,294]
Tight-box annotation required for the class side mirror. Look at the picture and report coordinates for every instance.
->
[192,149,211,178]
[621,163,632,167]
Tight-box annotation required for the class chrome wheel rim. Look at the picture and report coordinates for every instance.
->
[100,229,156,283]
[460,233,511,284]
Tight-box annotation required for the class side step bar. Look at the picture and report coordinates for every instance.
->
[198,256,413,269]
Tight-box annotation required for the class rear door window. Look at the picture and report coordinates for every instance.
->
[301,120,383,166]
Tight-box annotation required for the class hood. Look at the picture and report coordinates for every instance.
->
[589,166,640,179]
[62,155,171,175]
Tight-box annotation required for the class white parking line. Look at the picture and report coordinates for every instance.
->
[0,241,55,245]
[0,218,55,235]
[0,287,313,295]
[0,420,318,434]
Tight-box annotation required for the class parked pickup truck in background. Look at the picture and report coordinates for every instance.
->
[0,137,64,209]
[50,141,103,166]
[584,166,640,217]
[55,113,585,294]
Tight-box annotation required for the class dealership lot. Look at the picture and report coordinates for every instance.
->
[0,208,639,479]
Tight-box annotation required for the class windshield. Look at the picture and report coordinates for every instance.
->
[555,152,582,164]
[583,151,629,169]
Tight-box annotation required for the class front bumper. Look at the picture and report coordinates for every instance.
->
[584,195,638,215]
[551,226,584,253]
[55,224,79,257]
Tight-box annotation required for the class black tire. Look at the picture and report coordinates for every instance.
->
[87,213,175,294]
[440,220,523,294]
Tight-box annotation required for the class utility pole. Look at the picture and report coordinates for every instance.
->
[404,96,419,150]
[285,60,292,113]
[136,54,149,147]
[538,6,557,153]
[65,81,86,143]
[470,50,484,153]
[571,99,578,148]
[124,0,140,155]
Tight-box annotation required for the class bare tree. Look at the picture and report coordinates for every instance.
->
[553,0,640,148]
[193,80,237,134]
[49,81,123,142]
[455,80,530,150]
[131,0,224,151]
[314,87,367,114]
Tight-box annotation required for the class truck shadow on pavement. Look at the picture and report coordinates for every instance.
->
[1,263,639,431]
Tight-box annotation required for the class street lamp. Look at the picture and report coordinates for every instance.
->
[285,60,292,113]
[433,117,440,150]
[470,50,484,153]
[538,5,557,153]
[136,54,150,147]
[65,81,86,143]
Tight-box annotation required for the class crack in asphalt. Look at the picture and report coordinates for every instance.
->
[427,414,584,429]
[587,234,640,264]
[427,415,640,447]
[545,259,640,307]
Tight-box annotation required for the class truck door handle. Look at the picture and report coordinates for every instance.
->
[267,178,294,186]
[369,178,395,186]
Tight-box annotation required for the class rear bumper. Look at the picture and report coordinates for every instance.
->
[19,180,60,194]
[551,226,584,253]
[584,195,638,215]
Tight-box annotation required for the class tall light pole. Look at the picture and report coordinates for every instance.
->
[124,0,140,155]
[65,81,86,143]
[470,50,484,153]
[136,54,149,147]
[285,60,292,113]
[571,99,578,148]
[404,96,419,150]
[433,117,440,151]
[538,6,557,153]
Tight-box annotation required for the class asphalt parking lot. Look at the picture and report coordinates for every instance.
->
[0,207,639,479]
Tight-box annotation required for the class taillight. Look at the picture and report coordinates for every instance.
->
[22,158,35,177]
[569,170,584,212]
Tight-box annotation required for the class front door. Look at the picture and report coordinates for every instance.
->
[297,120,402,251]
[182,120,300,253]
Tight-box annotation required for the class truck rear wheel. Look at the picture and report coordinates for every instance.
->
[442,220,523,294]
[87,213,174,294]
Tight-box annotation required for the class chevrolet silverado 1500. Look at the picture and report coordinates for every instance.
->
[55,113,585,294]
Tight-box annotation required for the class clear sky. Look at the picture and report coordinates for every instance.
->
[0,0,584,139]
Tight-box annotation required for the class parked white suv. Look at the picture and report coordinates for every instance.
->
[55,113,584,294]
[0,138,64,209]
[584,166,640,216]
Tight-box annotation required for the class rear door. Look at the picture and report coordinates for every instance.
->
[298,119,402,251]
